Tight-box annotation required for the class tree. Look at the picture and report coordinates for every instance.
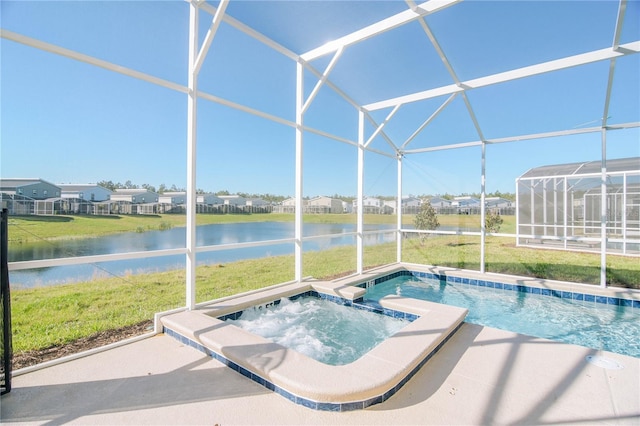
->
[97,180,117,191]
[414,200,439,243]
[142,183,156,193]
[485,210,504,233]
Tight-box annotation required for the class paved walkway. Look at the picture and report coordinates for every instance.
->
[2,324,639,425]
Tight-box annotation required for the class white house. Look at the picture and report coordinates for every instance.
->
[274,197,306,213]
[218,195,247,206]
[307,196,343,214]
[401,196,422,214]
[197,193,224,205]
[353,196,383,214]
[485,197,513,209]
[382,200,396,214]
[158,191,187,205]
[246,198,268,207]
[58,184,112,202]
[110,189,159,204]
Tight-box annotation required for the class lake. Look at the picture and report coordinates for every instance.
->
[9,222,395,287]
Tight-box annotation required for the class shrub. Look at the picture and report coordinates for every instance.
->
[486,210,504,233]
[414,200,439,243]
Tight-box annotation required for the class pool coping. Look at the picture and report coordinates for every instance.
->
[160,281,468,411]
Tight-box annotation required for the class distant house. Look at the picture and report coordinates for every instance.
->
[245,198,271,213]
[246,198,268,207]
[197,193,223,205]
[401,196,422,214]
[485,197,513,209]
[428,197,453,208]
[110,188,159,214]
[353,197,383,214]
[451,196,480,214]
[158,191,187,214]
[307,196,343,214]
[110,188,159,204]
[452,196,480,207]
[0,178,62,215]
[0,178,61,200]
[382,200,396,214]
[218,195,246,206]
[194,193,224,213]
[273,197,304,214]
[58,183,112,202]
[158,191,187,205]
[342,201,353,213]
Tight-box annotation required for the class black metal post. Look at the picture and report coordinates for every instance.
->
[1,208,12,395]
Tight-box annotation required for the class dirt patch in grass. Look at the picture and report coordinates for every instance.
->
[11,320,154,370]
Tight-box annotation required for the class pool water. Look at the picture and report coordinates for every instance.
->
[365,276,640,358]
[225,296,409,366]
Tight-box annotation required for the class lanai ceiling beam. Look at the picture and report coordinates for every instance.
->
[301,0,460,62]
[1,30,187,94]
[365,104,402,148]
[198,1,300,62]
[612,0,627,50]
[602,0,628,128]
[304,61,399,155]
[404,121,640,154]
[193,0,229,75]
[302,47,344,114]
[401,93,458,149]
[364,41,640,111]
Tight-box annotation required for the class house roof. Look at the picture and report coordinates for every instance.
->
[519,157,640,179]
[0,178,59,189]
[58,184,111,192]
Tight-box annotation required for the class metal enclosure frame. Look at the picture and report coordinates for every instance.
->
[3,0,640,301]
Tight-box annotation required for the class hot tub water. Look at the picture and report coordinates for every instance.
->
[226,296,408,365]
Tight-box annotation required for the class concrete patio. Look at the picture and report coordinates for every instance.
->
[2,322,638,425]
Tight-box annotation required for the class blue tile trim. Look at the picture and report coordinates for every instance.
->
[218,291,418,323]
[393,270,639,310]
[162,312,461,411]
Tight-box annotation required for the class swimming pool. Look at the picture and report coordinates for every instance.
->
[363,273,640,358]
[224,296,409,366]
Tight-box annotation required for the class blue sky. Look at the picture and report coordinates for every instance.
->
[1,0,639,198]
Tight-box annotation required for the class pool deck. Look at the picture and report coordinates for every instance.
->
[3,265,640,424]
[2,323,639,425]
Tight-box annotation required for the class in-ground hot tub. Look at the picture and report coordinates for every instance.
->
[159,275,467,411]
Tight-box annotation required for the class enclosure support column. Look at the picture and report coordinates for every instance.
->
[295,61,304,282]
[356,110,365,274]
[480,141,486,274]
[553,177,558,237]
[563,177,568,249]
[542,179,548,236]
[599,130,607,287]
[530,182,535,238]
[396,153,403,263]
[622,172,627,254]
[515,177,520,245]
[185,1,199,309]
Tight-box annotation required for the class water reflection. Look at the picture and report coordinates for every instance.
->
[10,222,394,287]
